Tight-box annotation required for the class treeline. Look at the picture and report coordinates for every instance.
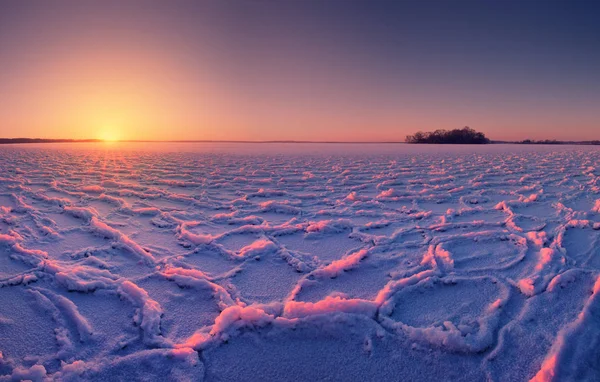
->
[406,127,490,144]
[0,138,102,144]
[518,139,600,145]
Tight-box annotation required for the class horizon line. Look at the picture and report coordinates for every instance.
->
[0,138,600,145]
[0,138,411,144]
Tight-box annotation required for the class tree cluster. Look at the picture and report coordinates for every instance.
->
[405,127,490,144]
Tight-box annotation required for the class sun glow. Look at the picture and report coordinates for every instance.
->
[98,125,122,142]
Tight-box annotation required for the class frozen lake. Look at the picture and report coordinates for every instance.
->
[1,142,600,381]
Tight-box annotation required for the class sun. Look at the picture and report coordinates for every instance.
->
[99,132,120,142]
[97,124,122,142]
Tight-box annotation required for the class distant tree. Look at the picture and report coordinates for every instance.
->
[405,126,490,144]
[406,131,426,143]
[519,139,564,145]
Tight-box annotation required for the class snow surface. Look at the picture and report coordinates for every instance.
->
[1,142,600,381]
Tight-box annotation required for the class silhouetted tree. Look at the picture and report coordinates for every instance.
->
[406,127,490,144]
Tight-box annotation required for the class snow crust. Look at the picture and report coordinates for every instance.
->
[1,143,600,381]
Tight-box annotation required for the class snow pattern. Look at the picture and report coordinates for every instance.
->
[1,143,600,381]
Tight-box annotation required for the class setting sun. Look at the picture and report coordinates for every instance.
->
[98,126,122,142]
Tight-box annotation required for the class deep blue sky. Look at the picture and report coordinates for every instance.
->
[0,0,599,140]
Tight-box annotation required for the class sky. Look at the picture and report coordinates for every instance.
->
[0,0,599,142]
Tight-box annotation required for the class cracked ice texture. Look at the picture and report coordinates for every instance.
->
[1,143,600,381]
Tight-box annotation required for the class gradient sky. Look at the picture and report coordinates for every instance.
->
[1,0,599,141]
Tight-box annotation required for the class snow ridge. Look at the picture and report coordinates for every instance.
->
[1,144,600,381]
